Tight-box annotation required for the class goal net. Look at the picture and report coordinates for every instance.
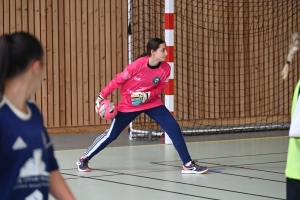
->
[128,0,300,140]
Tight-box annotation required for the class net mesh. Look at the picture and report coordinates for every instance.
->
[128,0,300,141]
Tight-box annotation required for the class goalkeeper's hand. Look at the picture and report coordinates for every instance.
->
[131,92,151,106]
[95,94,105,113]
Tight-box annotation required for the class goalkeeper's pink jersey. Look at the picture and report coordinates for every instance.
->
[100,56,170,112]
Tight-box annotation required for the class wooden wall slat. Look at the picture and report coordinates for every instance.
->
[238,1,244,118]
[41,0,48,125]
[70,0,77,126]
[199,1,205,119]
[75,0,83,126]
[34,0,42,114]
[93,0,100,125]
[203,0,209,119]
[266,4,270,116]
[10,0,16,33]
[105,1,112,105]
[258,3,263,117]
[121,0,128,79]
[208,3,215,119]
[0,0,129,131]
[21,0,28,31]
[16,0,22,31]
[0,0,3,34]
[213,1,220,119]
[87,0,95,126]
[250,6,256,117]
[46,0,53,127]
[229,1,235,118]
[243,0,250,117]
[279,1,288,116]
[64,0,71,126]
[58,0,66,127]
[28,0,34,101]
[223,0,229,118]
[28,0,34,35]
[273,0,279,117]
[99,0,107,125]
[182,1,189,120]
[110,0,117,108]
[4,1,10,33]
[116,0,124,106]
[274,1,284,114]
[52,0,60,127]
[82,0,89,126]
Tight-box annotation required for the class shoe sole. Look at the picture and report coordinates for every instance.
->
[76,160,91,172]
[181,168,209,174]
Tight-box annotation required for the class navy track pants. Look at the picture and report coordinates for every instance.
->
[83,105,192,164]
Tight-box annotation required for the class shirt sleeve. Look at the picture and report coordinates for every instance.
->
[33,102,59,172]
[43,127,59,172]
[100,58,143,98]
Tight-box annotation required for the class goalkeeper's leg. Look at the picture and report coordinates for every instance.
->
[145,105,208,174]
[144,105,191,163]
[76,111,141,172]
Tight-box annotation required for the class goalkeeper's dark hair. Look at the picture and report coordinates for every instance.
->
[0,32,43,96]
[136,38,166,60]
[282,32,300,79]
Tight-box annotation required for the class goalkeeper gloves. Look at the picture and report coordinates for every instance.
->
[95,94,105,113]
[131,92,150,106]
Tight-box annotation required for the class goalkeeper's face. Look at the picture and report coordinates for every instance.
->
[152,43,167,62]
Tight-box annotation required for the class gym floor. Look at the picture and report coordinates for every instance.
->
[49,130,288,200]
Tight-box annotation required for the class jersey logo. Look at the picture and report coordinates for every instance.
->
[14,149,49,191]
[152,76,160,84]
[12,136,27,150]
[19,149,49,177]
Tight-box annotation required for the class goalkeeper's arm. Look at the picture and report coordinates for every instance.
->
[130,76,170,106]
[147,76,170,100]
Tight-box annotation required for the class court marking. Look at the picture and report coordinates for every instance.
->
[150,151,287,162]
[153,160,286,173]
[61,169,284,199]
[152,161,286,183]
[150,152,286,182]
[62,172,219,200]
[60,153,286,199]
[61,152,286,182]
[54,135,288,152]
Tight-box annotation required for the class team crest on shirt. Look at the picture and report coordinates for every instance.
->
[152,76,160,84]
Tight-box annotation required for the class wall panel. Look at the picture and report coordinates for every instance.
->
[0,0,128,133]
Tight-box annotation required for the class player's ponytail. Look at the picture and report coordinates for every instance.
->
[136,38,166,60]
[282,32,300,80]
[0,32,43,97]
[0,35,12,97]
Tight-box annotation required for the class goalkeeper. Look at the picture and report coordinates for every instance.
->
[76,38,208,174]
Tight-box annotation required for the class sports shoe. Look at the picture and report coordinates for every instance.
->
[76,156,91,172]
[181,160,208,174]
